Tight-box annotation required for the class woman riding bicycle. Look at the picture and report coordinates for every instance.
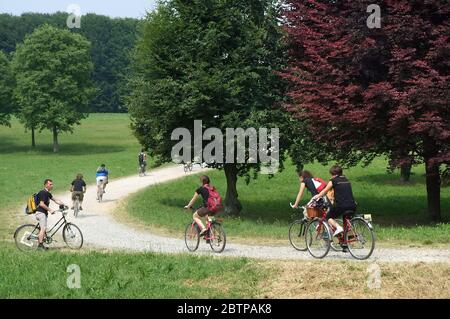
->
[312,165,357,238]
[184,175,221,237]
[292,170,329,209]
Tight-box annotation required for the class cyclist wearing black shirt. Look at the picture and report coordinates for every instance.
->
[313,165,357,237]
[184,175,216,237]
[35,179,66,250]
[70,173,86,211]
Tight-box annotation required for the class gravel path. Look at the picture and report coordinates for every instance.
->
[38,165,450,263]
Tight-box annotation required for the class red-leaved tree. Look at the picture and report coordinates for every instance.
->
[282,0,449,220]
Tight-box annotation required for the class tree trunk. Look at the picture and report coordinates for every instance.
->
[31,127,36,148]
[52,126,59,153]
[425,159,441,221]
[224,163,242,215]
[400,162,412,182]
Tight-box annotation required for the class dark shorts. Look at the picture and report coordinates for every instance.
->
[326,207,356,220]
[196,206,216,217]
[72,191,84,201]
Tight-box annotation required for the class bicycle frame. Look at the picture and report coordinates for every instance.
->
[190,218,221,241]
[30,213,68,241]
[318,211,359,246]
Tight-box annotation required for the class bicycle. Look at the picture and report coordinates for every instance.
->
[138,162,147,177]
[97,179,106,203]
[288,203,309,251]
[14,205,84,252]
[72,192,81,218]
[305,207,375,260]
[183,162,193,173]
[184,209,226,253]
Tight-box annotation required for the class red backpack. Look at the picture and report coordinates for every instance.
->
[204,185,223,213]
[314,177,327,192]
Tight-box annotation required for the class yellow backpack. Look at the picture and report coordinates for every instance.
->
[25,193,39,214]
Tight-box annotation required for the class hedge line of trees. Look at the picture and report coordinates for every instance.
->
[0,12,139,113]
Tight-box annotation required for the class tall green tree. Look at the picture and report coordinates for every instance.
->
[0,12,139,113]
[12,24,95,152]
[0,51,14,126]
[127,0,290,215]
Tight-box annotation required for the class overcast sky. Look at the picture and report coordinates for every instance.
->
[0,0,157,19]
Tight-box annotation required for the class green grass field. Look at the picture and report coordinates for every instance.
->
[0,244,263,298]
[1,113,449,247]
[124,159,450,246]
[0,114,141,238]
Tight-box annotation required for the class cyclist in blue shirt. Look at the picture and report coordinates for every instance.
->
[96,164,109,193]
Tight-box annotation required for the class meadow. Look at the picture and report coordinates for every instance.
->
[122,159,450,247]
[0,114,141,239]
[1,113,449,299]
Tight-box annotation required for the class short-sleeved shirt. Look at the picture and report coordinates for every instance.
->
[303,178,319,196]
[36,189,53,215]
[96,168,109,177]
[331,176,356,209]
[196,186,210,206]
[71,179,86,192]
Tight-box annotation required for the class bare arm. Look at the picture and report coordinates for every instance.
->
[39,201,53,214]
[185,193,199,209]
[313,181,333,200]
[51,197,65,207]
[293,182,306,208]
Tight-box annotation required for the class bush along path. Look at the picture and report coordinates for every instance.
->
[16,165,450,263]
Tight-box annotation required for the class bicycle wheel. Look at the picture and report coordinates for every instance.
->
[305,219,331,259]
[346,217,375,260]
[209,223,226,253]
[63,223,84,249]
[185,222,200,252]
[288,220,307,251]
[14,224,40,252]
[74,198,80,218]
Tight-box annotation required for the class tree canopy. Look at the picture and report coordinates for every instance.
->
[127,0,292,214]
[12,24,95,152]
[281,0,450,220]
[0,50,14,126]
[0,12,139,113]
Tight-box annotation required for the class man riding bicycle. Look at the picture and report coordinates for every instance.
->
[138,149,147,176]
[70,173,86,211]
[96,164,109,195]
[312,165,357,240]
[35,179,66,250]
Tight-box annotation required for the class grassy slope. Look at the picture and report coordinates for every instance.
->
[124,159,450,246]
[0,114,141,239]
[0,244,263,298]
[0,242,448,299]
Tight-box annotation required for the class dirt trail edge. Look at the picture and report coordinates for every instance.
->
[37,165,450,263]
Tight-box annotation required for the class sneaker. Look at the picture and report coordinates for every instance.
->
[199,229,207,237]
[80,206,83,211]
[333,227,344,237]
[38,243,48,251]
[206,239,211,244]
[341,244,349,253]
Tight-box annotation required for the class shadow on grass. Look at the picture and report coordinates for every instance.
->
[158,195,449,227]
[353,173,426,186]
[0,137,126,155]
